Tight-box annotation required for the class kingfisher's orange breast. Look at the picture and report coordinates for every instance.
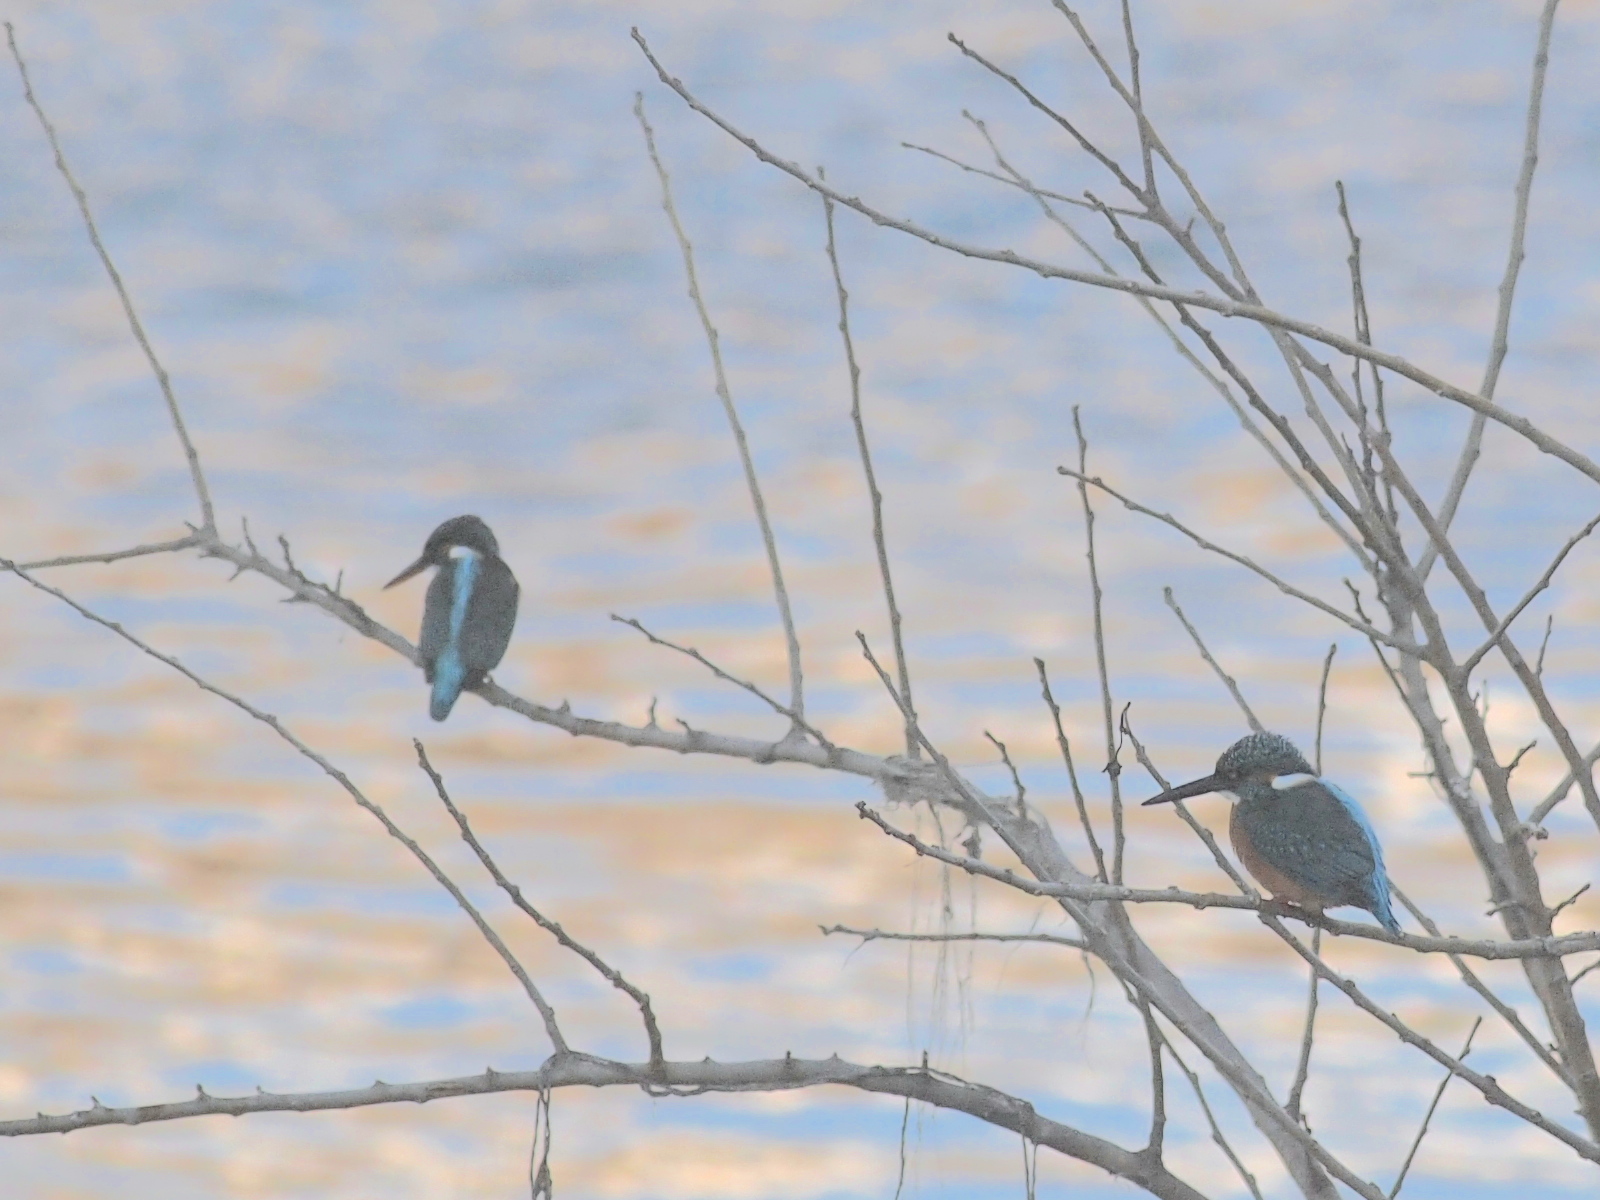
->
[1229,803,1323,910]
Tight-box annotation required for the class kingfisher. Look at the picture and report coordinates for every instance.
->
[384,515,520,721]
[1142,731,1400,934]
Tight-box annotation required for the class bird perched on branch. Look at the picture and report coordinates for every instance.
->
[1142,731,1401,934]
[384,515,519,721]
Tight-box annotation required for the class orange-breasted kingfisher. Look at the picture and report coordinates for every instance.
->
[1142,730,1401,934]
[384,515,519,721]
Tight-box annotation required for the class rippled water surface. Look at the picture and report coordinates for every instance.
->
[4,1,1600,1196]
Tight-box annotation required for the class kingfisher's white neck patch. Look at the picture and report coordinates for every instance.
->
[448,545,481,561]
[1271,773,1320,791]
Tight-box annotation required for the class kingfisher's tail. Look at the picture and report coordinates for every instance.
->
[1371,876,1402,935]
[429,651,468,722]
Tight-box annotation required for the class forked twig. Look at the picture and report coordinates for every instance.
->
[1035,658,1108,882]
[611,614,832,749]
[414,742,664,1066]
[634,93,806,728]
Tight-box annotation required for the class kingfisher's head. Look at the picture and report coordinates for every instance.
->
[1142,731,1314,807]
[384,515,501,588]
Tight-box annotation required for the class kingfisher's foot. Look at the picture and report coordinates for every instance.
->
[1261,899,1324,927]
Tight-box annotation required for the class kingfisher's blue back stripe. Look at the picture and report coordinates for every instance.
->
[429,550,480,720]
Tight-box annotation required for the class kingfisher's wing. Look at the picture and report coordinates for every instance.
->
[1246,779,1382,910]
[418,566,454,680]
[458,557,519,677]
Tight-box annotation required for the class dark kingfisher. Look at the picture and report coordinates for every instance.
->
[384,515,520,721]
[1142,731,1401,934]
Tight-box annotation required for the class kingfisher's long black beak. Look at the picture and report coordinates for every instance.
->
[1142,773,1227,806]
[383,555,431,589]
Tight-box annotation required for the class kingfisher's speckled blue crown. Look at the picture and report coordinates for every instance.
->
[1213,731,1315,782]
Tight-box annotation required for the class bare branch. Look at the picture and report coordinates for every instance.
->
[985,730,1027,811]
[0,559,568,1054]
[414,742,664,1066]
[1314,643,1337,775]
[1139,997,1167,1158]
[946,34,1146,200]
[1459,510,1600,675]
[1160,1038,1265,1200]
[1118,0,1154,193]
[823,182,916,756]
[1121,713,1256,897]
[0,1055,1213,1200]
[1388,1019,1482,1198]
[1035,658,1108,882]
[611,614,831,749]
[1073,410,1127,882]
[854,803,1600,959]
[633,92,806,726]
[1056,467,1421,654]
[900,141,1147,219]
[1425,0,1564,571]
[1163,587,1262,733]
[630,29,1600,491]
[1286,928,1322,1125]
[821,925,1088,952]
[6,23,214,531]
[18,533,201,570]
[1268,921,1599,1161]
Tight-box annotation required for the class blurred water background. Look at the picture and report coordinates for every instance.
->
[3,0,1600,1196]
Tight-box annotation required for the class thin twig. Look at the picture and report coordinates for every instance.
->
[634,93,806,727]
[1335,181,1397,526]
[6,23,214,531]
[1160,1037,1265,1200]
[1074,187,1375,572]
[1265,919,1597,1160]
[631,28,1600,492]
[0,559,568,1054]
[1073,410,1126,883]
[852,803,1600,959]
[899,141,1147,218]
[985,731,1027,813]
[1118,0,1154,193]
[1035,658,1108,882]
[1459,510,1600,675]
[528,1084,553,1200]
[823,181,916,756]
[1163,587,1262,732]
[1057,466,1421,654]
[1122,714,1257,897]
[1424,0,1563,574]
[1139,997,1167,1157]
[1388,1019,1482,1198]
[1314,643,1337,775]
[18,534,201,570]
[821,925,1088,951]
[610,614,832,749]
[414,742,664,1066]
[1286,928,1322,1125]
